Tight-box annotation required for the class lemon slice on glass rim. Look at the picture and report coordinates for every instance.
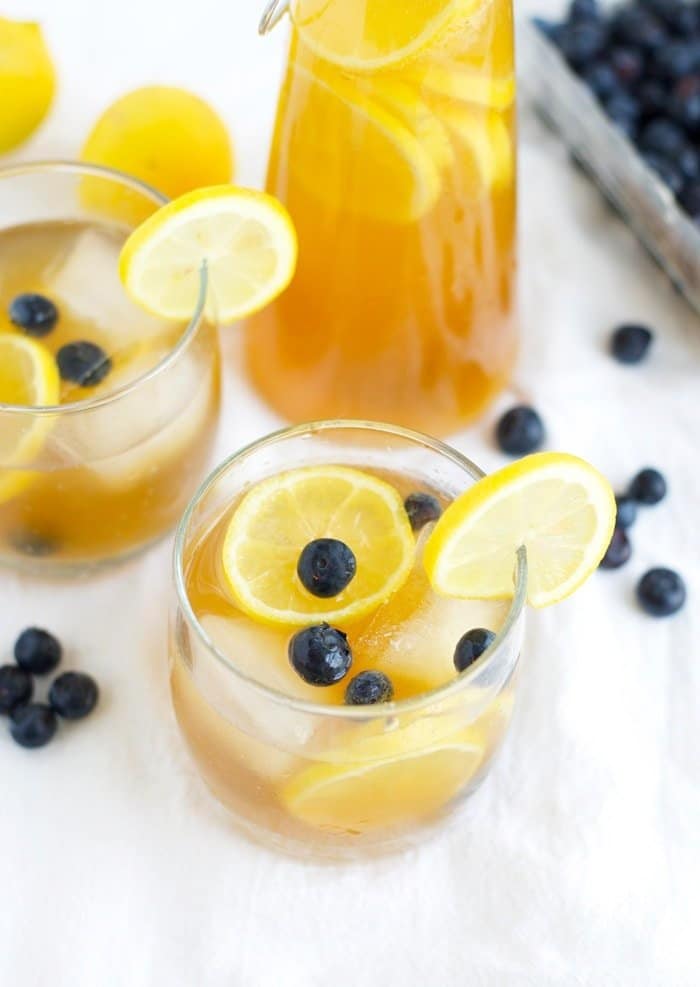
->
[424,452,616,608]
[0,334,60,504]
[119,185,297,323]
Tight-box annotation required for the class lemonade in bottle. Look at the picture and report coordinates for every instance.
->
[247,0,517,434]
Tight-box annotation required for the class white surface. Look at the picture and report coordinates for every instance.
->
[1,2,699,985]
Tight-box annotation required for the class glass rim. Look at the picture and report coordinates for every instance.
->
[0,159,208,417]
[173,419,528,721]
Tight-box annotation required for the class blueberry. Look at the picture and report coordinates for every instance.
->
[344,670,394,706]
[663,2,700,35]
[650,41,700,79]
[637,567,686,616]
[297,539,356,599]
[677,146,700,183]
[404,492,442,531]
[568,0,600,22]
[615,494,638,529]
[557,21,609,68]
[49,672,99,720]
[609,46,645,85]
[496,405,545,456]
[670,75,700,130]
[9,293,58,337]
[599,527,632,569]
[638,117,687,157]
[10,704,57,749]
[56,341,112,388]
[642,151,684,195]
[612,7,666,50]
[610,323,654,363]
[678,180,700,218]
[454,628,496,673]
[604,91,641,135]
[0,665,33,715]
[638,80,668,120]
[14,627,62,675]
[8,529,58,558]
[629,467,667,504]
[582,62,620,100]
[289,624,352,686]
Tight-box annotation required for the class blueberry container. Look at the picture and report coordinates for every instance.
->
[519,16,700,313]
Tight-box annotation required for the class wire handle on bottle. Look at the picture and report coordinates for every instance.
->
[259,0,290,35]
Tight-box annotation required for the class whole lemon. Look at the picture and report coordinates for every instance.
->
[0,17,55,153]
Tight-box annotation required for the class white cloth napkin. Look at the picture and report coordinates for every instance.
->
[1,2,699,984]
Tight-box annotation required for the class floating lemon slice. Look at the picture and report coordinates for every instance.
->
[291,0,480,73]
[281,716,484,831]
[415,66,515,111]
[119,185,297,323]
[437,103,513,190]
[0,334,60,504]
[0,17,55,153]
[370,78,455,174]
[291,65,442,223]
[221,465,415,627]
[424,453,616,608]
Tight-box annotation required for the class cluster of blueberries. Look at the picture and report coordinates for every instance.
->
[10,291,112,387]
[0,628,98,748]
[493,321,686,617]
[287,495,496,700]
[536,0,700,219]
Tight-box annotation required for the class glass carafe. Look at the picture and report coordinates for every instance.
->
[247,0,517,436]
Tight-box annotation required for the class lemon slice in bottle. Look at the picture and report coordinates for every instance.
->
[119,185,297,323]
[291,0,481,73]
[424,452,616,608]
[416,65,516,112]
[221,465,415,627]
[437,103,513,190]
[0,334,60,504]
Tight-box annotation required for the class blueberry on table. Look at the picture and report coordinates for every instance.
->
[289,624,352,686]
[345,670,394,706]
[297,539,356,598]
[496,405,545,456]
[9,293,58,337]
[637,567,686,616]
[14,627,62,675]
[0,665,33,715]
[599,527,632,569]
[56,341,112,388]
[638,118,687,158]
[10,704,57,749]
[582,62,620,101]
[615,494,638,529]
[404,492,442,532]
[604,92,641,136]
[610,323,654,364]
[629,467,667,505]
[49,672,99,720]
[454,628,496,673]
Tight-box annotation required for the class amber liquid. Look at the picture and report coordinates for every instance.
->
[0,220,220,568]
[246,0,517,434]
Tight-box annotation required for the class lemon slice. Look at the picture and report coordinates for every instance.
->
[291,0,480,72]
[424,453,616,608]
[370,78,455,174]
[0,334,60,504]
[437,104,513,190]
[416,66,515,111]
[221,465,415,627]
[119,185,297,323]
[291,65,442,223]
[281,717,484,831]
[0,17,55,153]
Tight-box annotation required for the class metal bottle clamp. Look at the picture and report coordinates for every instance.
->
[259,0,290,34]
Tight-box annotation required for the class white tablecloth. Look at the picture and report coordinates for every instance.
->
[1,2,699,984]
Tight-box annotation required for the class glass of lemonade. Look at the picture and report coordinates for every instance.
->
[170,421,526,859]
[0,162,220,573]
[247,0,517,435]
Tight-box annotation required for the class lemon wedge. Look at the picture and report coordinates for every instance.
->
[424,452,616,608]
[221,465,415,627]
[119,185,297,323]
[0,334,60,504]
[0,17,55,153]
[281,716,484,831]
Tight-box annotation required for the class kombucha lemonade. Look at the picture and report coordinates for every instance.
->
[247,0,517,433]
[170,426,615,857]
[0,216,219,567]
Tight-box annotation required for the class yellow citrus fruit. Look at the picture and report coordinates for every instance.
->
[437,104,513,190]
[281,716,484,831]
[80,86,233,226]
[119,185,297,323]
[221,465,415,626]
[0,334,60,504]
[424,452,616,608]
[0,17,55,152]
